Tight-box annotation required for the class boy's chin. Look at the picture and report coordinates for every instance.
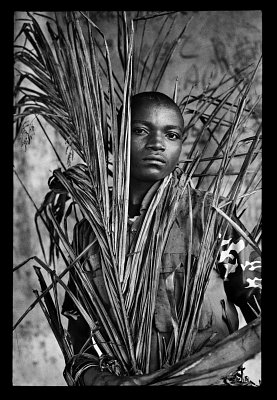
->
[130,164,175,183]
[131,171,168,183]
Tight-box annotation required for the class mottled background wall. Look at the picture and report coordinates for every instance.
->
[13,10,262,386]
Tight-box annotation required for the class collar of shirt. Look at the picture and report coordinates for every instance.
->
[128,179,163,225]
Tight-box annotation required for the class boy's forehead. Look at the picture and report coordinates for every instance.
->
[131,99,184,127]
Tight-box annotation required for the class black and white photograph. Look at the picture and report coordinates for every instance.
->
[13,10,262,386]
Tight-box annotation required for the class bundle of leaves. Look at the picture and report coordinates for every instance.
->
[13,11,261,385]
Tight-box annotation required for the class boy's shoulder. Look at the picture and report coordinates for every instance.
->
[178,183,214,213]
[73,217,94,240]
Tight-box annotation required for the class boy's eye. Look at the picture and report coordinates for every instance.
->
[132,127,148,135]
[166,132,180,140]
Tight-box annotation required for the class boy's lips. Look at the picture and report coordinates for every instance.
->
[142,154,166,164]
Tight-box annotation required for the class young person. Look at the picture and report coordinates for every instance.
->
[61,92,261,385]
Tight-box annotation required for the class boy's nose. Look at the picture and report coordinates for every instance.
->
[146,131,165,151]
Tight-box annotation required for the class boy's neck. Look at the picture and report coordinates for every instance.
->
[129,177,155,208]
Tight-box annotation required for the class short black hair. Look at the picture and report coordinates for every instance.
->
[118,91,184,133]
[131,91,182,121]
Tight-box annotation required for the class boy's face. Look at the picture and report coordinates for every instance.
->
[130,100,183,183]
